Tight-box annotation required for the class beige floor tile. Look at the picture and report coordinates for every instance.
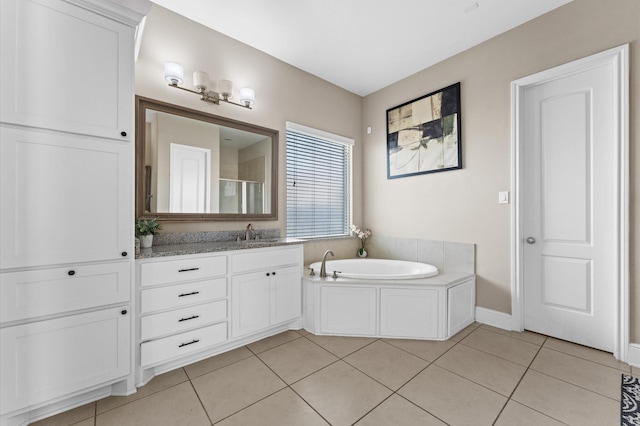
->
[191,356,285,423]
[216,388,328,426]
[292,361,392,426]
[305,334,376,358]
[461,328,539,366]
[97,368,188,414]
[344,340,428,390]
[70,419,94,426]
[531,347,623,400]
[30,403,95,426]
[355,394,447,426]
[95,381,209,426]
[246,330,301,354]
[399,365,506,426]
[382,337,456,362]
[448,322,481,342]
[544,337,631,372]
[480,324,546,346]
[512,370,618,426]
[183,346,254,379]
[297,328,312,336]
[632,366,640,377]
[258,337,338,384]
[494,400,565,426]
[435,343,526,396]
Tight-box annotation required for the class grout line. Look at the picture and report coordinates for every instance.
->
[187,377,214,426]
[394,393,452,426]
[489,340,544,426]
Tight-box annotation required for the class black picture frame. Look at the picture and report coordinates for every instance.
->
[386,82,462,179]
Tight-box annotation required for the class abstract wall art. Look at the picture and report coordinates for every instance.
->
[386,82,462,179]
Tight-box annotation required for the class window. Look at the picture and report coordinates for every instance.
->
[286,122,353,238]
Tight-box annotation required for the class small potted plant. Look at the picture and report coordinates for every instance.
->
[135,218,162,248]
[350,224,372,258]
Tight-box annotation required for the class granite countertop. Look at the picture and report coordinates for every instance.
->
[136,237,305,259]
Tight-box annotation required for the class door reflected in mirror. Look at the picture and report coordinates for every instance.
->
[136,97,278,221]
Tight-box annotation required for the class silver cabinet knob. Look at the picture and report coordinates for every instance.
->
[526,237,536,244]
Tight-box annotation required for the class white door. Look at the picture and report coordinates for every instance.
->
[0,127,132,269]
[169,144,210,213]
[521,52,622,352]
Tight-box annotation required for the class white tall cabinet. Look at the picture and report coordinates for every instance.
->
[0,0,149,424]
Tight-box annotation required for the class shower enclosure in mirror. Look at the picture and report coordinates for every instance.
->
[135,96,278,221]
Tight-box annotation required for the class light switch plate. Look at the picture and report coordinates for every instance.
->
[498,191,509,204]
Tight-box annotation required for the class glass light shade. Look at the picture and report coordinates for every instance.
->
[239,87,255,107]
[164,62,184,85]
[192,71,209,92]
[218,79,234,98]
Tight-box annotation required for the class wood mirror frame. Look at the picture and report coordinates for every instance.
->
[135,96,278,222]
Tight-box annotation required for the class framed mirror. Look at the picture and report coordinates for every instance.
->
[135,96,278,221]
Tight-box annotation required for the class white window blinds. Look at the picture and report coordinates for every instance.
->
[286,122,353,239]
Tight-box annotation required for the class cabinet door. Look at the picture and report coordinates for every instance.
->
[1,262,130,323]
[270,266,302,325]
[380,288,439,338]
[0,127,132,269]
[320,286,377,336]
[231,271,270,338]
[0,307,130,415]
[0,0,134,140]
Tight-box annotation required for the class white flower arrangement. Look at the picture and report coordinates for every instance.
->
[350,224,372,250]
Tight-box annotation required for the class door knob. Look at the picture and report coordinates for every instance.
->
[526,237,536,244]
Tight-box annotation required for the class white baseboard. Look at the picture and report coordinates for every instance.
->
[628,343,640,367]
[475,307,513,331]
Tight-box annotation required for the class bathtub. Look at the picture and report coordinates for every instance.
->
[309,258,438,280]
[304,259,475,340]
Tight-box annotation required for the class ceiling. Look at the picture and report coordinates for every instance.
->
[150,0,572,96]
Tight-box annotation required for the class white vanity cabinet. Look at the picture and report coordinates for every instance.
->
[138,254,229,368]
[136,244,304,385]
[231,246,303,338]
[0,0,149,423]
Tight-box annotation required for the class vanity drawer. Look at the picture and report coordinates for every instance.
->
[140,278,226,314]
[1,262,130,323]
[141,300,227,341]
[140,255,226,287]
[140,322,227,367]
[231,246,302,273]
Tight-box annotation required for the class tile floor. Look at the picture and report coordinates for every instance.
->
[31,323,638,426]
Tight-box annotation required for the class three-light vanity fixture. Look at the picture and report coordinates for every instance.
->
[164,61,255,109]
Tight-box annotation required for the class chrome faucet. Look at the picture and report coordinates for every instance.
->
[319,250,334,278]
[245,223,253,240]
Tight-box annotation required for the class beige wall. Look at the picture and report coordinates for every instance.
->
[362,0,639,340]
[136,1,639,341]
[135,4,363,250]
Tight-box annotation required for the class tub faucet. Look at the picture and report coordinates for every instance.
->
[319,250,334,278]
[245,223,253,240]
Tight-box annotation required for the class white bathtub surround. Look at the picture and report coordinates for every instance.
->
[367,236,475,274]
[309,259,438,280]
[304,271,475,340]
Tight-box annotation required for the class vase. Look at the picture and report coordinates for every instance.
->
[139,234,153,248]
[358,248,367,258]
